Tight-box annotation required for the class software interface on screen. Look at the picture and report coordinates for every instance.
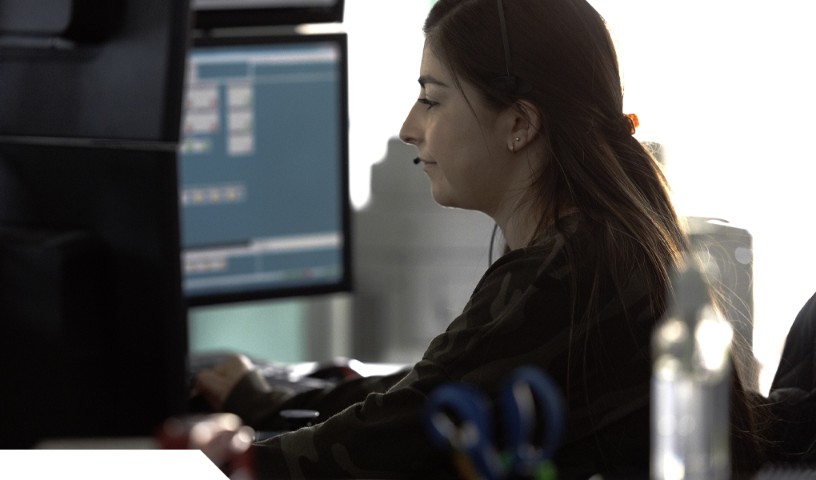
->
[179,36,348,304]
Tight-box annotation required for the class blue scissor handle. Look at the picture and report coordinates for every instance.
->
[424,367,565,480]
[497,366,565,475]
[424,383,503,480]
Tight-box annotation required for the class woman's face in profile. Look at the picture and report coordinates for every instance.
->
[399,42,517,217]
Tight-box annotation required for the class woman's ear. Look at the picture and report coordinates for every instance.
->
[506,99,542,153]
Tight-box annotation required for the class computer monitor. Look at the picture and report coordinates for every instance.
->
[179,33,352,307]
[0,0,189,447]
[192,0,345,29]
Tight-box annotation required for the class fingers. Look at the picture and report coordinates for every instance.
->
[158,413,254,475]
[194,354,256,411]
[216,354,254,376]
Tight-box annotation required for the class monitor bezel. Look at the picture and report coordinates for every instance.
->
[192,0,345,30]
[182,32,352,307]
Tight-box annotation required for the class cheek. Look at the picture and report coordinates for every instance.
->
[428,114,479,157]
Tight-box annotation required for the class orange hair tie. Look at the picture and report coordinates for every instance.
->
[625,113,639,135]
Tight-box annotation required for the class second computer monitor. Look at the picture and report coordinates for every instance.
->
[179,33,351,306]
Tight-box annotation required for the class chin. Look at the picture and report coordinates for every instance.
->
[431,195,464,210]
[429,183,466,210]
[430,190,453,208]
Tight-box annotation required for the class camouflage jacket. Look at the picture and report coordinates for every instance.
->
[225,215,659,479]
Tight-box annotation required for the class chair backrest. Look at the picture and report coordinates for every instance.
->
[767,292,816,463]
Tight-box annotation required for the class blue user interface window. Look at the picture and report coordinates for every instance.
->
[179,37,348,304]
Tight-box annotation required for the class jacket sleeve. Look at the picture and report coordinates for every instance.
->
[248,248,564,479]
[223,368,409,432]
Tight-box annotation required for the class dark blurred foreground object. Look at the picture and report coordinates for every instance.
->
[0,0,190,447]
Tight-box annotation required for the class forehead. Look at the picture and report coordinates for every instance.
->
[419,42,454,87]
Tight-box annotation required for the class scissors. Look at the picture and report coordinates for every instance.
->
[424,366,565,480]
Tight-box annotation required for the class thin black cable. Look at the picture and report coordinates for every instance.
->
[488,222,500,265]
[496,0,513,78]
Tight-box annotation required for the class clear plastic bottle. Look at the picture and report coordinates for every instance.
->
[651,258,734,480]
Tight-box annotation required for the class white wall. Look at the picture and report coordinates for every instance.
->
[341,0,431,209]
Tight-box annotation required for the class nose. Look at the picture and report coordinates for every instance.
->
[399,103,421,146]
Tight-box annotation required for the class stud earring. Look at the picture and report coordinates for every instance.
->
[509,137,521,153]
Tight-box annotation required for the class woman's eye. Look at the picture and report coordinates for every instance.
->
[417,98,438,109]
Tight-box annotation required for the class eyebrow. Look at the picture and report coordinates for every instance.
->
[418,75,449,88]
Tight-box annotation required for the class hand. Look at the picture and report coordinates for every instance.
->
[194,354,255,411]
[158,413,255,477]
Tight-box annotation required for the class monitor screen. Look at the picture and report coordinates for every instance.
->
[179,33,351,306]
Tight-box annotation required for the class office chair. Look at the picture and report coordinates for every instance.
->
[767,292,816,464]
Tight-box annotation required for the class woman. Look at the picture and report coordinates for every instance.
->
[197,0,765,477]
